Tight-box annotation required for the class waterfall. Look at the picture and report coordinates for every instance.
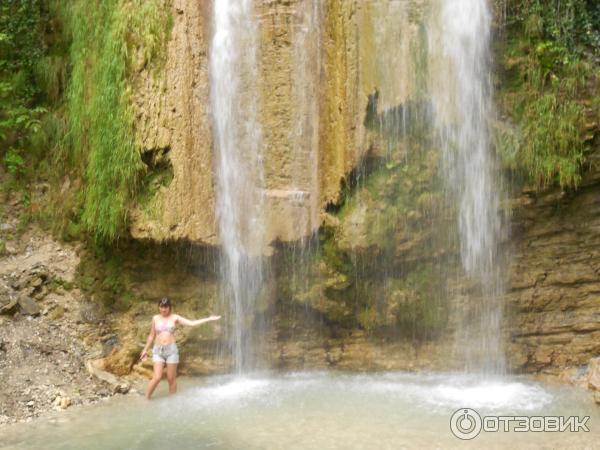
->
[428,0,505,374]
[207,0,505,374]
[210,0,265,373]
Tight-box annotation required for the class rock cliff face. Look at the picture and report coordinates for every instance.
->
[102,0,599,379]
[129,0,216,243]
[508,161,600,374]
[128,0,427,246]
[98,160,600,377]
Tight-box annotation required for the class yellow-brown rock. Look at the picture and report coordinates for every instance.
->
[128,0,427,246]
[589,358,600,391]
[130,0,217,243]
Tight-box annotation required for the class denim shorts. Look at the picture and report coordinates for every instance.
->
[152,343,179,364]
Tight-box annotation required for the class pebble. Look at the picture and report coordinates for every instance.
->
[113,383,130,395]
[60,397,71,409]
[97,388,110,397]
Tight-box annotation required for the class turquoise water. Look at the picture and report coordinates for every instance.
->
[1,372,598,449]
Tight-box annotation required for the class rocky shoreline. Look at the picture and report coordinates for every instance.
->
[0,221,146,426]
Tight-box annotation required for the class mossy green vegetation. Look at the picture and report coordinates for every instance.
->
[137,148,174,224]
[1,0,172,243]
[76,246,135,311]
[387,266,446,337]
[496,0,599,190]
[521,93,586,187]
[293,142,452,336]
[60,0,172,243]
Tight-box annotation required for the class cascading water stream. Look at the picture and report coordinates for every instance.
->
[428,0,505,374]
[366,0,505,373]
[210,0,265,374]
[209,0,505,376]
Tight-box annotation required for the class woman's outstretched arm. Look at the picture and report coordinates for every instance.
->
[176,314,221,327]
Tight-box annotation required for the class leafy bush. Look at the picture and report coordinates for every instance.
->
[0,0,46,177]
[496,0,599,189]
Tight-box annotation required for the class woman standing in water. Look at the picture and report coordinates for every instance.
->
[140,297,221,399]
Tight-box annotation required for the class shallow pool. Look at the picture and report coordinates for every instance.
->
[1,372,598,449]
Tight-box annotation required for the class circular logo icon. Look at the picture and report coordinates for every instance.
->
[450,408,482,440]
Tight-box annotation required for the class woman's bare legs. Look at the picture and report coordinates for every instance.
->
[145,362,164,400]
[166,363,177,395]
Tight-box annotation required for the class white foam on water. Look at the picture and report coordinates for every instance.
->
[319,372,554,412]
[195,377,271,402]
[1,373,597,450]
[428,379,553,411]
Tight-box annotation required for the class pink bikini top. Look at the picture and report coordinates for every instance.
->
[155,320,176,334]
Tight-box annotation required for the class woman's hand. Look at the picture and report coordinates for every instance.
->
[208,315,221,321]
[140,350,148,362]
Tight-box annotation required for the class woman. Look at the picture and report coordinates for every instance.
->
[140,297,221,400]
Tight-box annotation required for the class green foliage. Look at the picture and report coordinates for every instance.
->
[57,0,172,242]
[521,93,585,187]
[0,0,46,176]
[3,148,26,175]
[336,148,443,250]
[0,0,172,242]
[312,148,450,335]
[34,55,68,104]
[389,266,446,336]
[508,0,599,54]
[496,0,599,189]
[47,275,74,291]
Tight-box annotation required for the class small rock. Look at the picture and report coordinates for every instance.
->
[0,223,15,232]
[26,401,34,407]
[113,383,130,395]
[79,303,103,324]
[17,295,40,316]
[59,397,71,409]
[102,336,120,356]
[594,391,600,405]
[33,287,47,301]
[587,358,600,391]
[11,277,27,291]
[97,388,110,397]
[21,286,36,297]
[0,298,18,315]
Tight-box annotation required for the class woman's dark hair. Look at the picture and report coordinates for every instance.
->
[158,297,172,309]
